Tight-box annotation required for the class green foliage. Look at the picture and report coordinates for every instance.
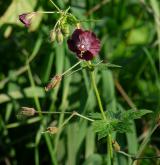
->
[120,109,152,120]
[93,119,118,139]
[92,109,152,140]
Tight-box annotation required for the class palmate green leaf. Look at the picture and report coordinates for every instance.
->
[121,109,152,121]
[113,121,132,133]
[93,119,119,140]
[92,109,152,140]
[92,120,112,140]
[93,119,132,140]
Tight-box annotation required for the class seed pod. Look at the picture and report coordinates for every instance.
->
[45,74,62,91]
[50,30,56,42]
[61,23,70,37]
[56,29,63,44]
[18,107,36,117]
[46,127,58,134]
[112,140,121,152]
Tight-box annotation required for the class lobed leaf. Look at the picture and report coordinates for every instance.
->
[121,109,152,120]
[92,109,152,140]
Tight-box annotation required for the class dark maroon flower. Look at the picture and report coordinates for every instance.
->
[67,29,100,61]
[19,12,35,27]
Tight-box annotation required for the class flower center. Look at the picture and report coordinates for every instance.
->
[77,44,86,52]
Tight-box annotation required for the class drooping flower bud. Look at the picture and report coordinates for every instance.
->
[56,29,63,44]
[19,12,36,27]
[50,30,56,42]
[45,74,62,91]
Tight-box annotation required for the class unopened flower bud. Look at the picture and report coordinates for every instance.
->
[56,29,63,44]
[61,24,70,37]
[45,74,62,91]
[61,17,67,25]
[50,30,56,42]
[19,12,36,27]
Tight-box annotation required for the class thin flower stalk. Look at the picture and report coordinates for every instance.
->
[89,65,106,120]
[61,60,82,76]
[49,0,61,12]
[41,111,94,134]
[19,107,73,117]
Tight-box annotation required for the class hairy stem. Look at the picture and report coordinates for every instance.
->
[89,61,113,164]
[90,70,106,120]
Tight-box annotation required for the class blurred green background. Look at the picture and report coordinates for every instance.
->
[0,0,160,165]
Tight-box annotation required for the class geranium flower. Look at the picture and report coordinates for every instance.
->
[19,12,35,27]
[67,29,100,61]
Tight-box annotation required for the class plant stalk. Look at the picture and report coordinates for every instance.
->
[90,70,106,120]
[37,11,62,14]
[89,61,113,164]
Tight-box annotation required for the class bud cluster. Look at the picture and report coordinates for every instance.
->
[49,14,77,44]
[19,8,78,44]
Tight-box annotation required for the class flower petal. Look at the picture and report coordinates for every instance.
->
[67,28,100,61]
[71,29,83,41]
[67,39,77,52]
[19,13,31,27]
[76,51,93,61]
